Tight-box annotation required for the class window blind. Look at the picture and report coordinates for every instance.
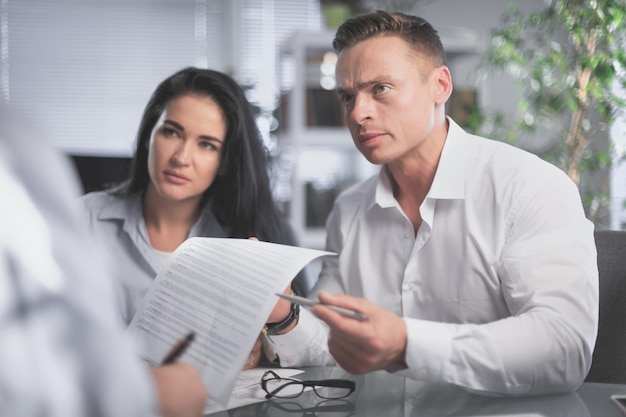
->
[238,0,322,115]
[0,0,323,155]
[1,0,229,155]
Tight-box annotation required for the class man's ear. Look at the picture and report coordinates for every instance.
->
[432,66,453,105]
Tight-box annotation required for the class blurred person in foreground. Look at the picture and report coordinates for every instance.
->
[265,10,598,396]
[0,108,207,417]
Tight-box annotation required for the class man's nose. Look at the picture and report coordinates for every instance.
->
[348,94,373,125]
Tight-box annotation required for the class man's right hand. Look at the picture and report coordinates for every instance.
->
[312,290,408,374]
[151,362,208,417]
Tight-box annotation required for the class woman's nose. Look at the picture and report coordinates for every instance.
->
[171,141,191,165]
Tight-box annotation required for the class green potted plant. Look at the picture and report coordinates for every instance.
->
[476,0,626,226]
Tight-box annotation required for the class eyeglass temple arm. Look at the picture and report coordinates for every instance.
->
[302,379,355,389]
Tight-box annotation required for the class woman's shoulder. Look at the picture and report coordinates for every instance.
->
[77,189,137,221]
[78,190,117,210]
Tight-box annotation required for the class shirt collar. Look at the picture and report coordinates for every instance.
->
[427,117,468,200]
[374,166,398,209]
[373,116,469,207]
[98,191,143,223]
[97,191,228,237]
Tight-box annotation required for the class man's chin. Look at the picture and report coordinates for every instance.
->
[360,150,388,166]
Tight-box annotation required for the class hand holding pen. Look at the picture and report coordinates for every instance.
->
[161,331,195,365]
[311,290,408,375]
[151,343,208,417]
[275,292,368,321]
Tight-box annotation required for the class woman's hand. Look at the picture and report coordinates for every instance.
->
[151,362,208,417]
[266,284,294,323]
[247,237,297,333]
[243,335,263,370]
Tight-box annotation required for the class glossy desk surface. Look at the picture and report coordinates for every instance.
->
[208,367,626,417]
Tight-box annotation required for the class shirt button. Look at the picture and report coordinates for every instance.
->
[402,282,413,290]
[419,368,428,377]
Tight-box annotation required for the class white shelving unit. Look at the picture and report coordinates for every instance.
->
[278,31,368,249]
[278,28,484,249]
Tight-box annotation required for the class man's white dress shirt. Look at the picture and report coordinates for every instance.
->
[271,118,598,396]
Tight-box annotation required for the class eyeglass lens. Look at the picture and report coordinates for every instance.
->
[265,378,306,398]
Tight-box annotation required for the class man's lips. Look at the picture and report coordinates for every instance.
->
[164,170,190,183]
[357,132,385,144]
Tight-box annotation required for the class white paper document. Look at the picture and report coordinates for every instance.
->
[126,237,333,406]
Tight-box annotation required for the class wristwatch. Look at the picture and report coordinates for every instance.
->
[264,301,300,335]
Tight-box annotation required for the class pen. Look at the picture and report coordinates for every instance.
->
[161,331,195,365]
[275,293,368,321]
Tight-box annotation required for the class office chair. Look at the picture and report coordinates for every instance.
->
[585,230,626,384]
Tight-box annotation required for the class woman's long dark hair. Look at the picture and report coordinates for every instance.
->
[114,67,295,246]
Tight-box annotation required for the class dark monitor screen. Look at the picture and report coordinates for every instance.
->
[69,154,132,194]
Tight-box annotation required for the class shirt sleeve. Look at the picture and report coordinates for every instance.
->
[268,199,348,367]
[267,308,336,367]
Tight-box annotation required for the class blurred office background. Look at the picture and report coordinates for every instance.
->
[1,0,624,251]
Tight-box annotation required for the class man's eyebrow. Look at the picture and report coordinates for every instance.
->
[336,77,392,94]
[336,87,351,96]
[361,76,393,88]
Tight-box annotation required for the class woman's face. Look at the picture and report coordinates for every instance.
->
[146,94,227,206]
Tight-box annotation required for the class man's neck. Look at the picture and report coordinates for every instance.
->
[386,120,448,232]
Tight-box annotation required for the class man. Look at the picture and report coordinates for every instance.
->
[0,108,208,417]
[267,11,598,396]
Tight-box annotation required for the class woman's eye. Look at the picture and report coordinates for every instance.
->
[199,141,217,150]
[162,127,179,137]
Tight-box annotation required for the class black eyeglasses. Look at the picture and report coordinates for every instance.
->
[261,370,355,400]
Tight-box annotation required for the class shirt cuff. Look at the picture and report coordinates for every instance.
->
[266,308,326,367]
[392,318,456,382]
[261,333,277,362]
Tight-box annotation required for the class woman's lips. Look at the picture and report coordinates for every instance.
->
[164,170,190,184]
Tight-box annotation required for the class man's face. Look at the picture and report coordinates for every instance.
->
[335,35,449,165]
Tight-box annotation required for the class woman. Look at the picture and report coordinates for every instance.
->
[78,67,302,368]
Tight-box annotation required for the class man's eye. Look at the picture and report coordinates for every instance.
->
[339,95,354,105]
[374,85,389,94]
